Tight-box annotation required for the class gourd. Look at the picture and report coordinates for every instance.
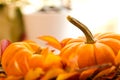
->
[60,16,118,68]
[1,40,62,77]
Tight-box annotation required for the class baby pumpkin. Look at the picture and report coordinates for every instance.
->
[59,16,118,69]
[1,40,62,77]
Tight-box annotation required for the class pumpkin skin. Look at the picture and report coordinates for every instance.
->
[61,33,120,56]
[115,50,120,65]
[60,38,116,69]
[94,32,120,55]
[1,40,62,77]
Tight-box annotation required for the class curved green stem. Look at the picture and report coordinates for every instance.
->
[67,15,95,44]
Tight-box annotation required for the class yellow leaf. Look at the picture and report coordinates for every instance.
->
[25,68,44,80]
[56,71,79,80]
[41,68,65,80]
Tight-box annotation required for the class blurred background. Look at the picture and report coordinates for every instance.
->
[0,0,120,45]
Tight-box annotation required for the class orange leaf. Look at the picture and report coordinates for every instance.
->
[56,71,80,80]
[60,38,72,47]
[80,68,98,80]
[5,76,23,80]
[41,68,65,80]
[25,68,44,80]
[38,36,62,50]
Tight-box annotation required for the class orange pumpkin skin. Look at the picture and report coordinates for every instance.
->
[60,39,116,68]
[94,32,120,55]
[94,32,120,40]
[1,41,41,76]
[62,33,120,56]
[78,43,115,68]
[1,41,62,77]
[115,50,120,65]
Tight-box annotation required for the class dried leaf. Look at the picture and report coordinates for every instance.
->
[75,63,112,79]
[56,71,79,80]
[60,38,72,47]
[79,68,98,80]
[38,36,62,50]
[41,68,65,80]
[93,66,116,80]
[76,63,112,73]
[5,76,23,80]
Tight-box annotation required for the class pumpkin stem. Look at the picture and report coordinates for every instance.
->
[67,16,95,44]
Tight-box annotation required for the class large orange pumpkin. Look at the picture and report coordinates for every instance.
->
[1,40,62,77]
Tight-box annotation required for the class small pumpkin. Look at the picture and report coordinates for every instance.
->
[60,16,118,69]
[1,40,62,77]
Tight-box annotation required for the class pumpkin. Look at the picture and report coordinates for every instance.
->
[59,16,118,69]
[1,40,62,77]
